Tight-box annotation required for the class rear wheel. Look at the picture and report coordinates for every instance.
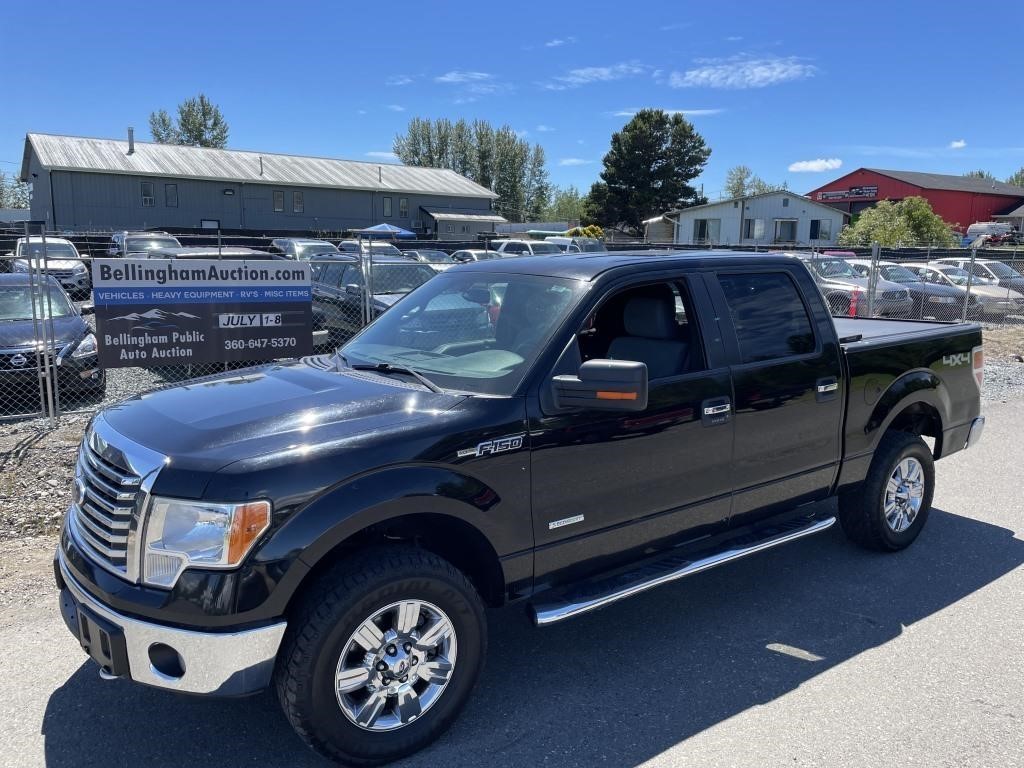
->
[275,546,486,766]
[839,431,934,551]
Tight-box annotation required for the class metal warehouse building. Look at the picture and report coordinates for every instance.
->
[807,168,1024,229]
[19,132,505,238]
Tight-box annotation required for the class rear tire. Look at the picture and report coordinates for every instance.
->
[839,431,934,551]
[275,546,486,766]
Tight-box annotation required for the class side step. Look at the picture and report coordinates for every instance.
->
[530,515,836,626]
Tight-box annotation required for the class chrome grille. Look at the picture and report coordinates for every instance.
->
[881,289,909,302]
[72,439,142,575]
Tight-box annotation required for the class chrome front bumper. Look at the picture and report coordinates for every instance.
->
[57,548,286,696]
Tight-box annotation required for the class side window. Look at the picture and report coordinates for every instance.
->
[383,197,393,218]
[342,264,364,287]
[293,191,304,213]
[399,198,408,218]
[273,190,285,212]
[717,272,816,363]
[141,181,154,207]
[504,242,526,254]
[164,183,178,207]
[321,263,347,287]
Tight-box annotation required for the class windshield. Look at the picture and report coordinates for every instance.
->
[808,258,861,279]
[295,242,340,259]
[878,264,921,283]
[125,237,180,252]
[369,243,403,256]
[342,272,586,395]
[409,250,453,264]
[18,242,79,259]
[529,243,561,255]
[370,264,437,294]
[0,285,75,321]
[985,262,1023,279]
[936,266,972,286]
[574,238,607,252]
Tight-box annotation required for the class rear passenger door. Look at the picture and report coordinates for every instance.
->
[710,269,844,527]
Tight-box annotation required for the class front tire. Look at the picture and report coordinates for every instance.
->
[275,546,486,766]
[839,431,935,551]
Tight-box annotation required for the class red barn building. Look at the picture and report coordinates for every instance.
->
[806,168,1024,231]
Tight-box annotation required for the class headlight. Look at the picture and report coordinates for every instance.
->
[927,296,955,304]
[73,263,88,274]
[142,498,271,588]
[71,333,97,358]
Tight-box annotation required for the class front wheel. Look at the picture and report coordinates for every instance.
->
[839,431,935,551]
[275,547,486,766]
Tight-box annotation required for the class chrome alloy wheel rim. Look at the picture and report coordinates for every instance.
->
[335,600,457,732]
[883,457,925,533]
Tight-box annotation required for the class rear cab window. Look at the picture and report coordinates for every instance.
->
[716,272,816,363]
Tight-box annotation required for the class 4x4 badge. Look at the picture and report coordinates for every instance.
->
[457,434,525,459]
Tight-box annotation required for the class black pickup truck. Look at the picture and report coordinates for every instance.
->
[55,252,985,765]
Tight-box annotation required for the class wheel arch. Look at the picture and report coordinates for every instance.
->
[866,369,948,458]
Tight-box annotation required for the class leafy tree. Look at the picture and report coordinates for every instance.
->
[837,197,957,247]
[589,109,711,234]
[963,169,996,180]
[1006,167,1024,188]
[724,165,787,198]
[0,172,30,208]
[567,224,604,239]
[524,145,551,221]
[493,127,528,222]
[544,185,585,223]
[148,93,229,148]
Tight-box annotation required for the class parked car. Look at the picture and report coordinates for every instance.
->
[0,274,103,402]
[544,236,608,253]
[54,250,985,765]
[791,253,913,317]
[138,246,283,260]
[5,237,90,297]
[492,239,563,256]
[846,259,979,321]
[271,238,341,261]
[107,231,182,257]
[338,240,404,257]
[903,262,1024,320]
[401,249,457,271]
[451,249,504,262]
[310,255,439,341]
[933,257,1024,295]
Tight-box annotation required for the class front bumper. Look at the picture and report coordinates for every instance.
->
[56,546,286,696]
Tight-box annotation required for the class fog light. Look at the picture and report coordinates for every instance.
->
[148,643,185,679]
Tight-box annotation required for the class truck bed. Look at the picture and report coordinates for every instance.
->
[833,317,978,347]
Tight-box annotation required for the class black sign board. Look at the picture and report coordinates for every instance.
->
[818,185,878,201]
[91,258,313,368]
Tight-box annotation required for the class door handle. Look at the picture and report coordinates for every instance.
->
[816,382,838,394]
[701,397,732,427]
[703,403,731,415]
[816,377,839,402]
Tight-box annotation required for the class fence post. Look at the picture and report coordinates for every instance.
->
[962,247,977,322]
[867,241,880,318]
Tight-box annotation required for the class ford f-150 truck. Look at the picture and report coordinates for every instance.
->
[55,252,985,765]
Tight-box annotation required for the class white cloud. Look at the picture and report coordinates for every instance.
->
[950,139,967,149]
[542,61,646,90]
[356,109,368,115]
[386,104,405,112]
[788,158,843,173]
[559,158,594,166]
[612,107,723,117]
[725,35,743,41]
[366,151,398,160]
[536,124,555,132]
[385,75,413,86]
[670,55,816,89]
[435,71,492,83]
[659,22,691,32]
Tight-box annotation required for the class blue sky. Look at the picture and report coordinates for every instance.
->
[4,0,1023,200]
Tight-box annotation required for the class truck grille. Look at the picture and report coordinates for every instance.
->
[881,289,909,302]
[72,440,142,575]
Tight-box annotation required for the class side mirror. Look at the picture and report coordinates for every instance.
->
[345,284,362,296]
[552,359,648,411]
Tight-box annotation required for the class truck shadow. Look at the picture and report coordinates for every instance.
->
[41,504,1024,768]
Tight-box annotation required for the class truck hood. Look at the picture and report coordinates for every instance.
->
[0,314,89,350]
[99,357,467,469]
[16,258,85,271]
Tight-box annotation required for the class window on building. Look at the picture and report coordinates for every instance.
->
[293,190,304,213]
[383,197,393,218]
[717,273,816,363]
[399,198,408,218]
[742,218,765,240]
[693,218,721,243]
[733,201,739,208]
[810,219,832,240]
[273,190,285,212]
[141,181,155,207]
[446,223,454,233]
[782,197,789,207]
[774,219,798,242]
[460,224,470,234]
[163,184,178,207]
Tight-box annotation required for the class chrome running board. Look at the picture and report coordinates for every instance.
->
[530,515,836,626]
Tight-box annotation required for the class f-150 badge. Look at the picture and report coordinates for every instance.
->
[457,434,525,459]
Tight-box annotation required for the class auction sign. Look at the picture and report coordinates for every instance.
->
[91,259,313,367]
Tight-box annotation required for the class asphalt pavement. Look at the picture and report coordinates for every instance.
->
[0,400,1021,768]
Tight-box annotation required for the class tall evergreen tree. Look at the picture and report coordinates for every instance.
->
[524,145,551,221]
[148,94,229,148]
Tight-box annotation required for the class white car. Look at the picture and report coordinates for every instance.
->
[544,236,608,253]
[7,237,90,297]
[903,262,1024,320]
[491,239,562,256]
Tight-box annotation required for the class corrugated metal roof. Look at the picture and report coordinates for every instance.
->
[662,191,850,217]
[423,207,507,222]
[866,168,1024,197]
[21,133,497,199]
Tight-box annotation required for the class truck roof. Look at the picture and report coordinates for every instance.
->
[449,250,799,281]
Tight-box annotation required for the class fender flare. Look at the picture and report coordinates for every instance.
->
[864,369,949,450]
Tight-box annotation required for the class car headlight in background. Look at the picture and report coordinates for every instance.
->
[142,498,272,588]
[72,263,88,275]
[927,296,955,304]
[70,333,97,358]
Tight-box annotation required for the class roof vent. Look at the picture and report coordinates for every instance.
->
[127,127,135,155]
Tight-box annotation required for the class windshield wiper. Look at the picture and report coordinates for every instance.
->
[349,363,442,393]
